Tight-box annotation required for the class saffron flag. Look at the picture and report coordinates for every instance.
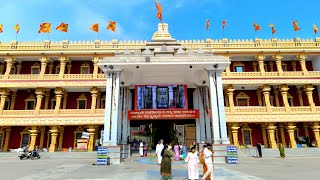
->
[107,21,116,32]
[0,24,3,33]
[293,20,301,31]
[38,23,51,33]
[90,23,99,32]
[269,24,276,35]
[155,0,162,22]
[313,24,318,34]
[253,22,261,31]
[222,20,227,29]
[206,19,210,31]
[56,22,69,32]
[14,24,20,34]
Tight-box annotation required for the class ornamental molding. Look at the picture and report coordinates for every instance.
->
[226,114,320,122]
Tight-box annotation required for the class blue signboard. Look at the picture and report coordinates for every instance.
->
[97,146,108,165]
[226,146,238,164]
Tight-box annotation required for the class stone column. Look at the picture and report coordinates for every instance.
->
[67,62,72,74]
[90,87,100,114]
[63,91,68,109]
[226,85,235,112]
[274,86,280,107]
[297,54,308,75]
[279,85,290,111]
[296,86,304,106]
[303,84,316,111]
[267,123,278,149]
[279,124,287,146]
[312,122,320,148]
[35,88,45,115]
[49,126,59,152]
[44,90,50,110]
[257,88,262,106]
[292,61,297,71]
[28,127,38,151]
[4,57,15,77]
[48,62,54,74]
[255,55,266,75]
[261,85,272,112]
[273,55,283,75]
[208,71,221,144]
[303,123,309,137]
[92,57,101,78]
[121,87,130,144]
[10,91,17,110]
[193,89,201,143]
[58,127,64,151]
[87,126,96,152]
[0,88,10,114]
[231,123,240,148]
[261,124,268,148]
[286,123,297,148]
[2,127,12,151]
[39,127,45,149]
[39,57,50,78]
[59,57,69,78]
[54,87,64,114]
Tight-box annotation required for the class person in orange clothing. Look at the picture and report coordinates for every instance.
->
[200,144,210,180]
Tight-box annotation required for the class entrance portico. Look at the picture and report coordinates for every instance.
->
[98,23,231,163]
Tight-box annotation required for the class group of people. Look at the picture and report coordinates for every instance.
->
[155,140,215,180]
[139,140,148,157]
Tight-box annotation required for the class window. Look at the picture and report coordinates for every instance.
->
[26,101,35,110]
[74,126,84,149]
[237,99,248,106]
[25,94,36,110]
[236,92,250,106]
[234,66,244,72]
[77,94,87,109]
[80,62,90,74]
[31,62,40,74]
[78,100,86,109]
[241,124,252,146]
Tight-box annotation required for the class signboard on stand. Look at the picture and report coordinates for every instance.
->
[96,146,108,165]
[226,146,238,164]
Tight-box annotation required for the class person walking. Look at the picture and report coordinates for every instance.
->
[182,144,187,159]
[160,145,173,180]
[143,142,148,157]
[279,143,285,158]
[174,144,180,161]
[185,147,200,180]
[202,144,214,180]
[200,144,210,180]
[156,140,164,164]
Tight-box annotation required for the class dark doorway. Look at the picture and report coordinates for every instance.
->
[153,121,174,148]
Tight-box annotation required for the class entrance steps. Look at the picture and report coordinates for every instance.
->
[240,147,320,157]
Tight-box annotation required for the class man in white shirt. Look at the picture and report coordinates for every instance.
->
[202,144,214,180]
[155,139,164,164]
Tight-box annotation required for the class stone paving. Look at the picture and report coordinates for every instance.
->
[0,152,319,180]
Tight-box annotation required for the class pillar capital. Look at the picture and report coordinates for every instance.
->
[4,57,16,64]
[303,84,314,92]
[279,85,289,92]
[223,55,231,60]
[58,57,69,64]
[92,57,102,64]
[39,56,50,64]
[272,54,283,61]
[261,85,271,93]
[0,88,10,96]
[54,87,64,95]
[226,85,235,93]
[286,122,296,130]
[35,88,45,96]
[267,125,277,130]
[255,55,266,61]
[296,54,307,61]
[231,123,240,130]
[90,87,100,95]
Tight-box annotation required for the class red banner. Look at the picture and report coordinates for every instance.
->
[128,109,199,120]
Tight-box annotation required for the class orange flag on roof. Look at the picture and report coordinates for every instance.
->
[253,22,261,31]
[14,24,20,34]
[38,23,51,33]
[222,20,227,29]
[90,23,99,32]
[0,24,3,33]
[155,0,163,22]
[269,24,276,35]
[107,21,116,32]
[293,20,301,31]
[206,19,210,31]
[56,22,69,32]
[313,24,318,34]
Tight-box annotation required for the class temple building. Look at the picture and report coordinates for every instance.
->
[0,23,320,163]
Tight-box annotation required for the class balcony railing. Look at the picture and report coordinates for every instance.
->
[222,71,320,78]
[225,106,317,114]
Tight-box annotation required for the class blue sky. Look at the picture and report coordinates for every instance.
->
[0,0,319,42]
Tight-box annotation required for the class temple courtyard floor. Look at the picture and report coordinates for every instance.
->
[0,151,319,180]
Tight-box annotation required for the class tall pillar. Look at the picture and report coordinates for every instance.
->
[49,126,59,152]
[39,57,50,78]
[28,126,38,151]
[0,88,10,114]
[197,88,206,141]
[261,85,272,112]
[103,72,121,146]
[296,86,304,106]
[193,89,201,143]
[121,87,130,144]
[87,126,96,152]
[261,124,268,148]
[287,123,297,148]
[303,123,309,137]
[297,54,308,75]
[255,55,266,75]
[203,87,212,142]
[3,127,12,151]
[226,85,235,112]
[35,88,45,115]
[59,57,69,78]
[4,57,15,78]
[273,55,283,75]
[44,90,50,110]
[279,85,290,111]
[257,88,262,106]
[279,124,287,146]
[90,87,99,114]
[267,123,278,149]
[215,71,229,144]
[208,71,221,144]
[231,123,240,148]
[16,62,22,74]
[10,91,17,110]
[63,91,68,109]
[274,86,280,107]
[303,84,316,111]
[92,57,100,78]
[312,122,320,148]
[54,87,64,114]
[227,124,233,144]
[117,88,123,143]
[58,127,64,151]
[39,127,45,149]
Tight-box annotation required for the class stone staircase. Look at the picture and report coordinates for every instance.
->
[240,147,320,157]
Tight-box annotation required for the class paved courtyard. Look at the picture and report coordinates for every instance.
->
[0,152,319,180]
